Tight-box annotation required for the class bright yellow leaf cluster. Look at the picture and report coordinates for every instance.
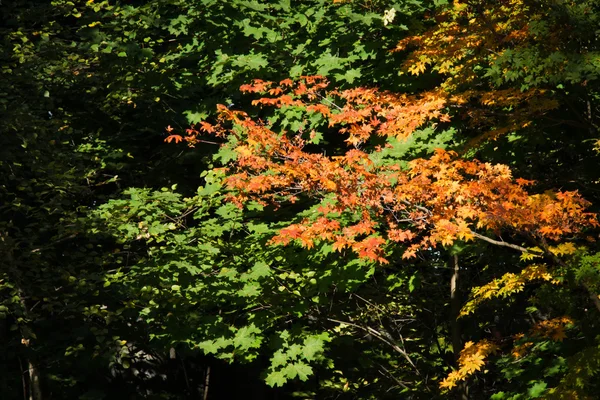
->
[440,340,498,390]
[461,264,559,316]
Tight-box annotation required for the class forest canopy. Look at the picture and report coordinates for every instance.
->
[1,0,600,399]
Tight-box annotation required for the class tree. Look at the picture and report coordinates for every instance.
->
[3,0,600,398]
[168,72,599,396]
[1,0,434,398]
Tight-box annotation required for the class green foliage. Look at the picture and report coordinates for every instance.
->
[265,332,329,387]
[2,0,600,398]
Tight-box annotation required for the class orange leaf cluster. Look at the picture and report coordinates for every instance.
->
[530,316,574,342]
[511,317,575,359]
[395,0,561,142]
[185,78,597,263]
[239,76,450,146]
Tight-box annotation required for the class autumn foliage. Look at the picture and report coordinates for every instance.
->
[5,0,600,398]
[158,1,600,395]
[175,77,596,266]
[160,72,600,393]
[394,0,564,142]
[440,339,499,390]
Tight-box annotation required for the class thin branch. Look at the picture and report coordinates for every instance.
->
[195,139,222,145]
[401,200,433,216]
[179,355,191,393]
[469,231,532,253]
[314,92,343,111]
[327,318,419,373]
[203,366,211,400]
[375,361,409,390]
[467,231,598,313]
[30,233,78,253]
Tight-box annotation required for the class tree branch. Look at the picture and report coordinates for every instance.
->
[327,318,419,374]
[536,236,600,313]
[469,230,532,253]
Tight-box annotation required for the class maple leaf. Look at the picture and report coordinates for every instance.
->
[284,363,313,381]
[440,371,462,390]
[164,135,183,143]
[332,236,349,252]
[302,336,326,361]
[240,79,272,93]
[402,248,417,259]
[551,328,567,342]
[353,236,386,262]
[441,339,498,390]
[462,353,485,374]
[199,121,215,133]
[306,104,331,117]
[265,371,287,387]
[174,78,596,281]
[388,229,414,242]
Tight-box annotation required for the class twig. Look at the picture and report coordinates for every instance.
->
[469,231,533,254]
[327,318,419,373]
[179,355,191,393]
[315,92,343,111]
[30,233,78,253]
[400,200,433,216]
[375,361,409,390]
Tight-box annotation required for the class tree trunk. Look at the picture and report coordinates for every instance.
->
[450,255,468,400]
[18,287,43,400]
[203,366,211,400]
[27,360,43,400]
[6,244,43,400]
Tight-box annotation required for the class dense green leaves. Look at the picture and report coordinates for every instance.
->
[2,0,600,399]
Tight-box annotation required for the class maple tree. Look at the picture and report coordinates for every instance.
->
[394,0,599,145]
[178,77,596,259]
[169,73,600,395]
[2,0,600,398]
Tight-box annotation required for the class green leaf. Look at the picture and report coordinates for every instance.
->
[302,336,326,361]
[198,340,220,354]
[249,261,272,279]
[335,68,362,84]
[287,344,303,359]
[232,53,268,70]
[215,145,238,164]
[289,64,303,77]
[197,182,222,196]
[408,273,420,292]
[184,110,208,124]
[271,350,288,368]
[284,362,313,381]
[528,382,547,398]
[233,324,261,351]
[265,370,287,387]
[239,282,261,297]
[314,53,344,75]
